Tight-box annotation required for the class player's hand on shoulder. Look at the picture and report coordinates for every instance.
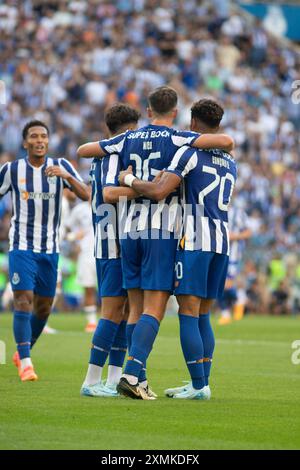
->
[45,166,70,180]
[118,165,133,186]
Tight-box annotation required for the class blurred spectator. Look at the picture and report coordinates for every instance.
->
[270,280,290,316]
[1,0,300,314]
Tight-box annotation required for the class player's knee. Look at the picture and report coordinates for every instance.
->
[35,308,51,320]
[14,293,33,312]
[35,299,53,319]
[199,299,214,314]
[101,297,126,322]
[177,295,200,316]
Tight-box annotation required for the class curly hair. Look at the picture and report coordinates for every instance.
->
[105,104,140,134]
[191,99,224,128]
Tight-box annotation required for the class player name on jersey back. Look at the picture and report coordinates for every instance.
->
[100,125,200,235]
[167,147,237,254]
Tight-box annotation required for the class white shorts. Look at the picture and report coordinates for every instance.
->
[77,253,97,288]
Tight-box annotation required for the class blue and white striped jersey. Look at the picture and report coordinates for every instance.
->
[100,125,199,233]
[167,146,237,254]
[0,157,83,253]
[89,155,121,259]
[228,205,250,264]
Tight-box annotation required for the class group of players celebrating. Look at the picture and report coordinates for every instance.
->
[0,86,237,400]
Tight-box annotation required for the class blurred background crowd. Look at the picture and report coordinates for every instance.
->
[1,0,300,315]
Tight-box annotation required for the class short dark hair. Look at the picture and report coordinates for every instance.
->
[22,120,49,140]
[191,99,224,128]
[105,104,140,134]
[148,86,178,115]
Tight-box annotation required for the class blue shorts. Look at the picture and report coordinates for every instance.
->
[96,258,127,298]
[174,250,229,299]
[9,250,59,298]
[120,230,178,292]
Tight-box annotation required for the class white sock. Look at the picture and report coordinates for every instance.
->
[221,309,231,319]
[83,364,102,386]
[122,374,138,385]
[84,306,97,325]
[106,365,122,386]
[139,380,148,389]
[21,357,33,370]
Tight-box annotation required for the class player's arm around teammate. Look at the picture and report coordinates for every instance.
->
[77,132,234,160]
[81,104,148,398]
[119,99,237,400]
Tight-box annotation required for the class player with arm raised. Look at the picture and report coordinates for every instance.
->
[119,99,237,399]
[81,104,144,398]
[78,87,234,400]
[0,120,89,382]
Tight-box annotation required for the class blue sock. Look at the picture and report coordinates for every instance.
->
[126,323,136,352]
[30,314,47,348]
[109,320,127,367]
[198,313,215,386]
[125,322,147,383]
[13,311,32,359]
[139,364,147,383]
[179,314,205,390]
[124,314,160,380]
[90,319,119,367]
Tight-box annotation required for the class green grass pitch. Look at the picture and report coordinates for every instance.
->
[0,313,300,450]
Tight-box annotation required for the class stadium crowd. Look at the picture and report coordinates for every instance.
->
[1,0,300,315]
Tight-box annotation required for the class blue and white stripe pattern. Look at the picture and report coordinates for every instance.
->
[167,146,237,255]
[0,157,83,253]
[99,125,199,234]
[90,155,121,259]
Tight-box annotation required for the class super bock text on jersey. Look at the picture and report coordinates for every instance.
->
[100,125,199,234]
[99,125,200,292]
[0,157,83,253]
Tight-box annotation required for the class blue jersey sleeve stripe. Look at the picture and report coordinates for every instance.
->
[167,147,197,178]
[0,163,8,185]
[60,159,83,187]
[171,131,199,148]
[99,132,126,155]
[0,163,11,196]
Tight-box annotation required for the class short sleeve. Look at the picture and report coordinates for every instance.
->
[59,158,83,189]
[99,132,127,155]
[171,130,200,148]
[166,146,198,179]
[0,163,11,197]
[102,154,122,187]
